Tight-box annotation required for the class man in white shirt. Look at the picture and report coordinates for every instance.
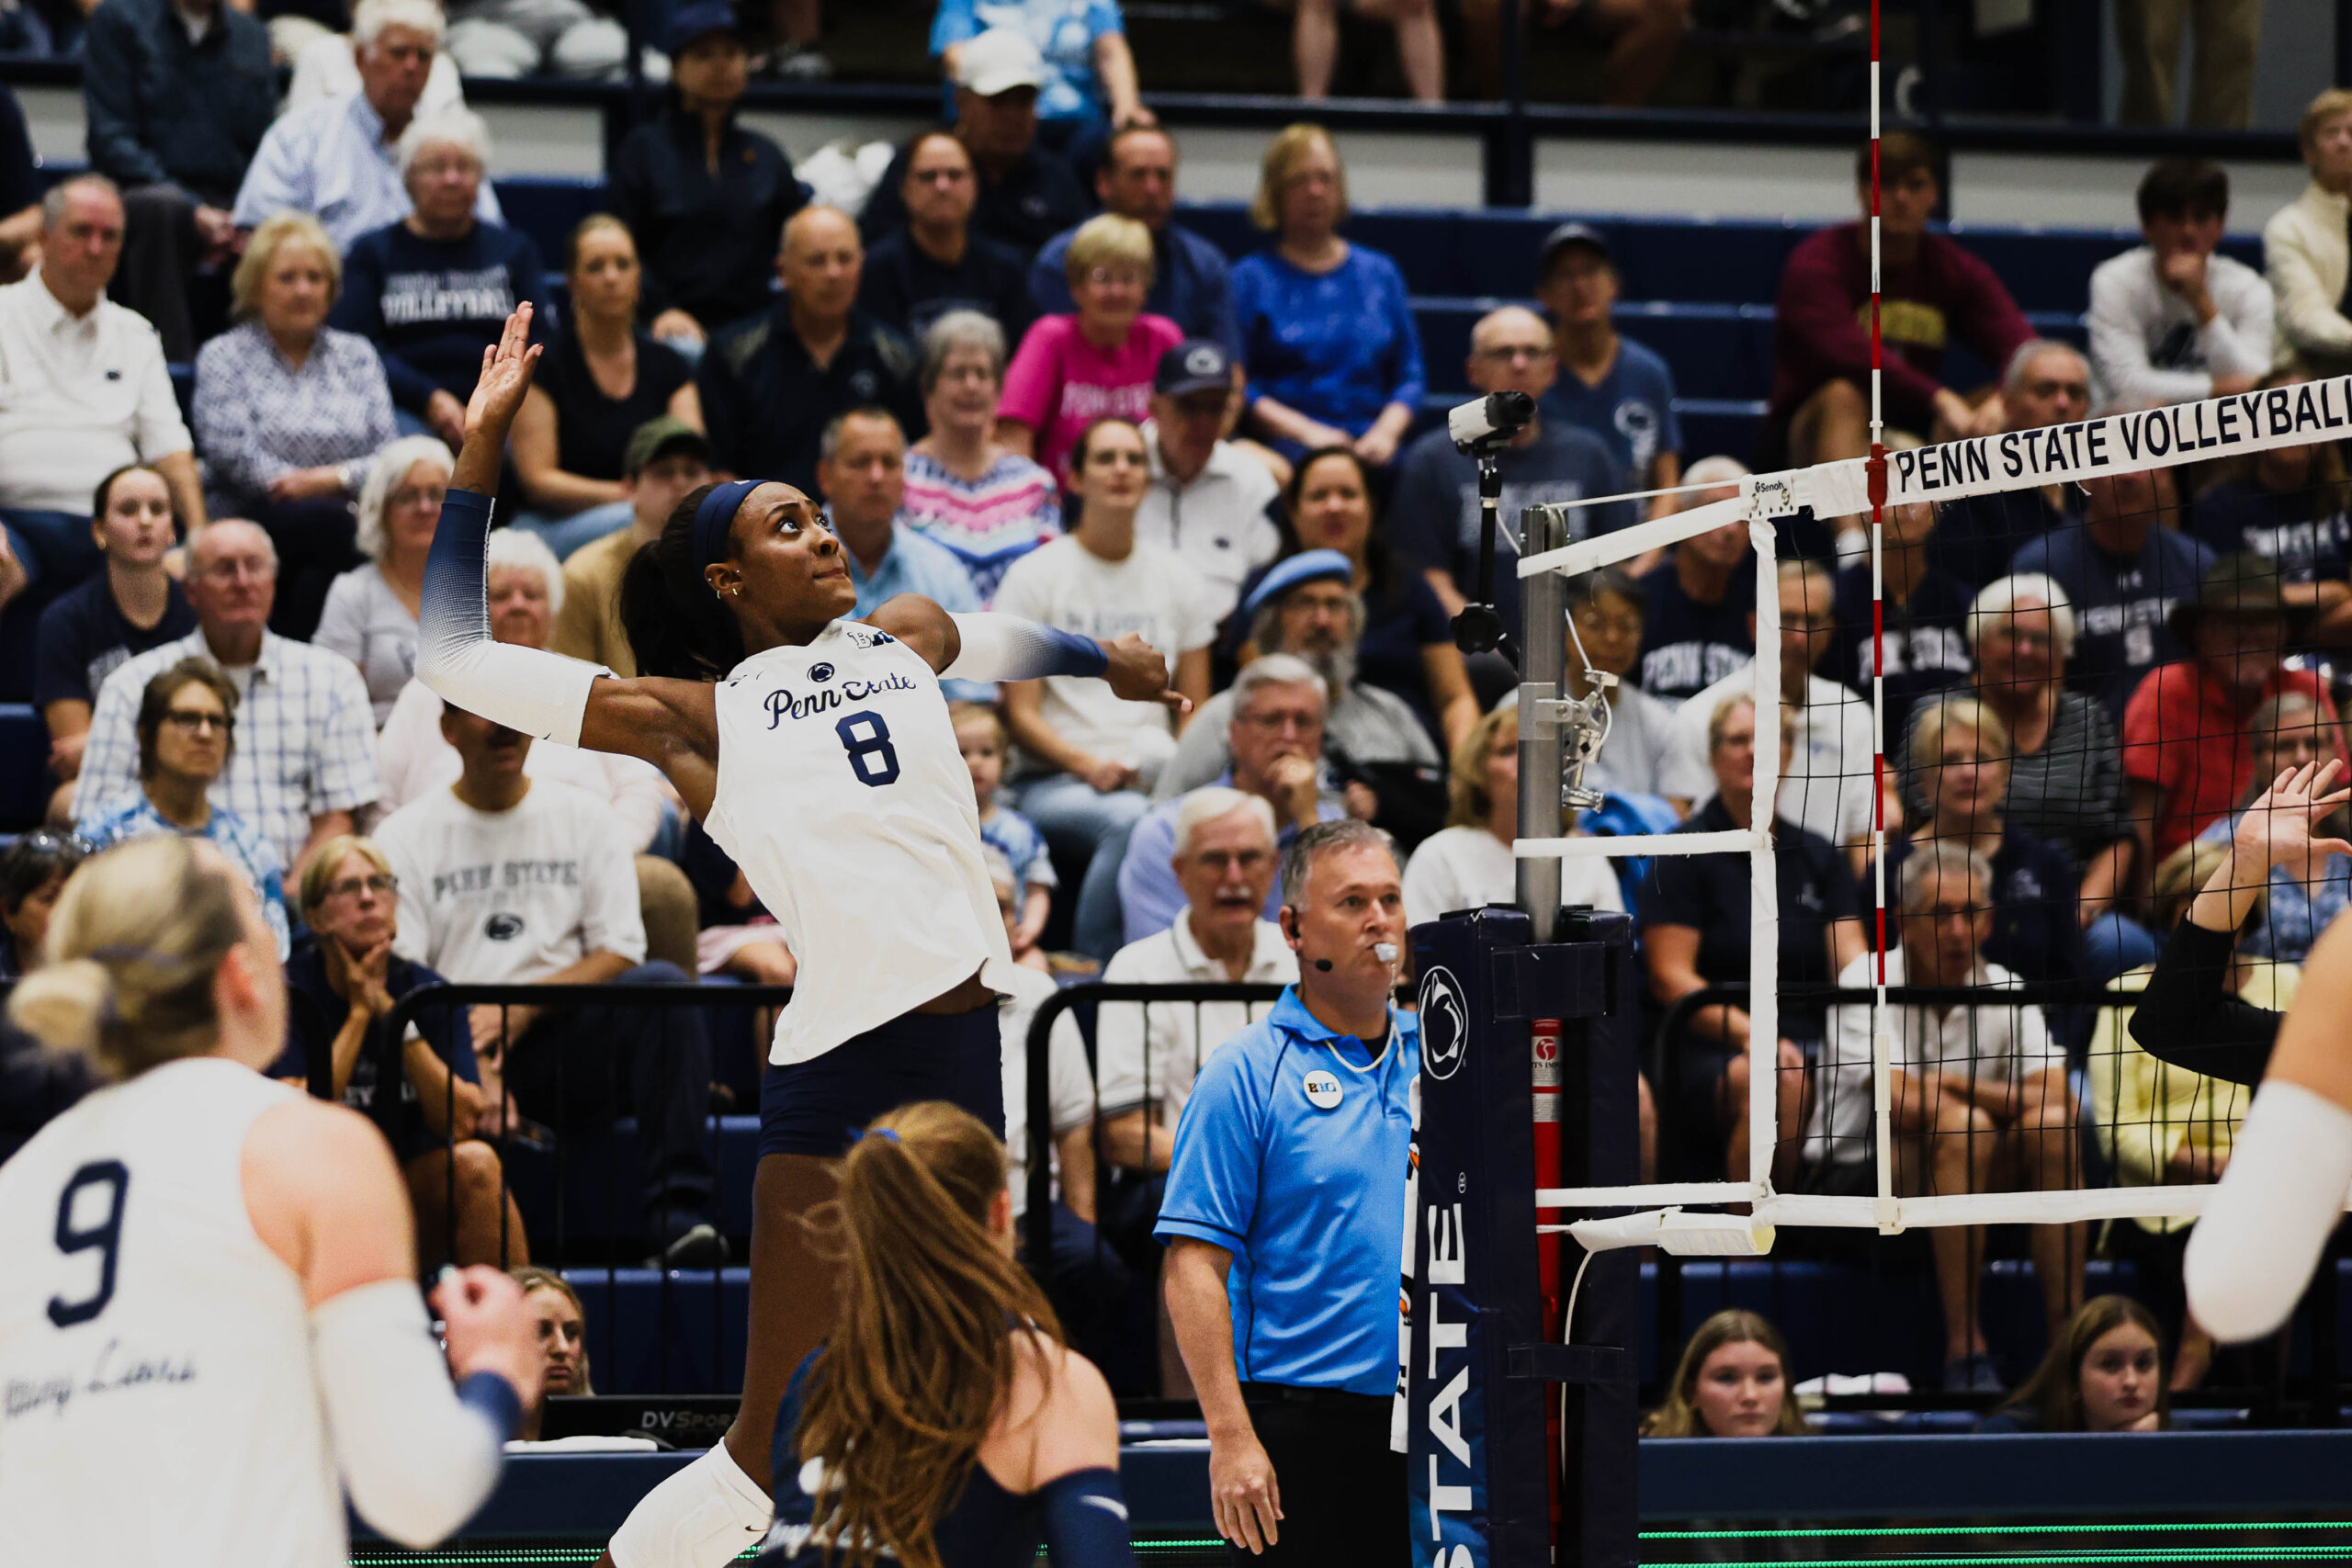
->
[1136,339,1280,619]
[0,175,206,604]
[374,701,720,1267]
[74,522,378,878]
[1811,842,2075,1393]
[2087,158,2271,412]
[1098,787,1298,1177]
[1666,558,1873,856]
[370,525,696,970]
[231,0,501,253]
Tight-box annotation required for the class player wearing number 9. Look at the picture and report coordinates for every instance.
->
[0,835,545,1564]
[413,304,1178,1568]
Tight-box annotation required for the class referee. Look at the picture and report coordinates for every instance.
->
[1155,818,1417,1563]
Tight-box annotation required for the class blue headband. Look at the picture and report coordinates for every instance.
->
[692,479,763,590]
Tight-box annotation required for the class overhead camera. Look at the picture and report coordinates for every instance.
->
[1448,390,1535,456]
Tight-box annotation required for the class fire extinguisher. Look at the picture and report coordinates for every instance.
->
[1532,1017,1565,1540]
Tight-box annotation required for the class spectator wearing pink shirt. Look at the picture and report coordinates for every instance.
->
[998,212,1183,491]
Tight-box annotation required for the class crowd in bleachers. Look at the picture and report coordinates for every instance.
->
[6,0,2352,1421]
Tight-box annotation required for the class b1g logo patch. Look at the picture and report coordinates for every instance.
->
[1302,1070,1342,1111]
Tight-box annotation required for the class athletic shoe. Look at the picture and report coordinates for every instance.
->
[657,1222,729,1271]
[1942,1352,2002,1394]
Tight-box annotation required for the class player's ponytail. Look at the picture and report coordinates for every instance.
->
[6,836,248,1079]
[796,1101,1063,1568]
[619,482,748,681]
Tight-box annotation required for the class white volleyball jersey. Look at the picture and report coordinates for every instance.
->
[0,1056,346,1567]
[707,620,1018,1064]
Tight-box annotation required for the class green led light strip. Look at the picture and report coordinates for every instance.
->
[1645,1521,2352,1540]
[1640,1553,2352,1568]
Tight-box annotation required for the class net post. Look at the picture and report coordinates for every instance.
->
[1518,503,1566,942]
[1746,511,1781,1190]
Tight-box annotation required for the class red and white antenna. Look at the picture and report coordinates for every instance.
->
[1865,0,1897,1231]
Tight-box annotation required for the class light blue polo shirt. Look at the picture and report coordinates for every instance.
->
[1155,987,1419,1397]
[839,511,992,702]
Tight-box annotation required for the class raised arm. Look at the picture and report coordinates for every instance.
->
[865,593,1189,713]
[2132,761,2352,1086]
[420,305,722,817]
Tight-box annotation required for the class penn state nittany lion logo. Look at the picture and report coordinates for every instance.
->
[1418,964,1467,1081]
[483,911,526,942]
[1184,344,1222,378]
[809,663,834,682]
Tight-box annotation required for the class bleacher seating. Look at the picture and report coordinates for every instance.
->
[473,180,2236,466]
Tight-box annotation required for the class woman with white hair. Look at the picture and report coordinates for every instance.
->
[1899,572,2144,976]
[195,210,397,640]
[330,107,551,451]
[316,436,453,727]
[905,310,1061,604]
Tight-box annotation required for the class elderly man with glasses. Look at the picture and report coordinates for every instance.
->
[72,520,379,883]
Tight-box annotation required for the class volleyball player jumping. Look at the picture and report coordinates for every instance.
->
[415,306,1178,1565]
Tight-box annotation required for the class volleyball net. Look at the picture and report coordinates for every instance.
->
[1516,373,2352,1243]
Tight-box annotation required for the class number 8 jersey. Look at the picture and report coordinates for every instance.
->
[707,619,1018,1066]
[0,1057,347,1566]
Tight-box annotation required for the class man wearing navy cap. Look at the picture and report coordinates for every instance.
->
[1159,818,1414,1564]
[1137,338,1282,619]
[1537,221,1685,521]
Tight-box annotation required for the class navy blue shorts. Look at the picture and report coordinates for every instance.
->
[758,1006,1005,1159]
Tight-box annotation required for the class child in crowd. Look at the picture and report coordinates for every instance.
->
[1981,1296,2170,1433]
[953,701,1055,969]
[1641,1309,1810,1438]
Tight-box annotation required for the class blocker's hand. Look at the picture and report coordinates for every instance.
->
[464,303,544,444]
[1209,1427,1283,1554]
[1102,632,1190,716]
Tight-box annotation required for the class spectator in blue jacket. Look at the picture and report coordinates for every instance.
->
[1031,126,1237,355]
[329,107,551,449]
[609,3,806,355]
[1233,125,1425,467]
[82,0,274,358]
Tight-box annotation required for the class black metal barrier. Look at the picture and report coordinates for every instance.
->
[1016,979,1287,1277]
[368,979,790,1403]
[1645,979,2342,1422]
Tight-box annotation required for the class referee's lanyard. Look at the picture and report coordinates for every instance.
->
[1313,1008,1405,1097]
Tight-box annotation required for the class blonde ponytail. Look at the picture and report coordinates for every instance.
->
[3,836,248,1079]
[6,957,117,1057]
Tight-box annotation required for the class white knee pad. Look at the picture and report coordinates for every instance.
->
[608,1440,774,1568]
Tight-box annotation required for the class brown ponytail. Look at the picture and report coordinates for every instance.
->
[794,1101,1062,1568]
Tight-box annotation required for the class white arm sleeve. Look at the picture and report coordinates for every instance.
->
[941,612,1108,683]
[418,490,607,748]
[311,1278,508,1549]
[2184,1079,2352,1343]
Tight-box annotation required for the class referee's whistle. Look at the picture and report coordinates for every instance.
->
[1374,942,1399,964]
